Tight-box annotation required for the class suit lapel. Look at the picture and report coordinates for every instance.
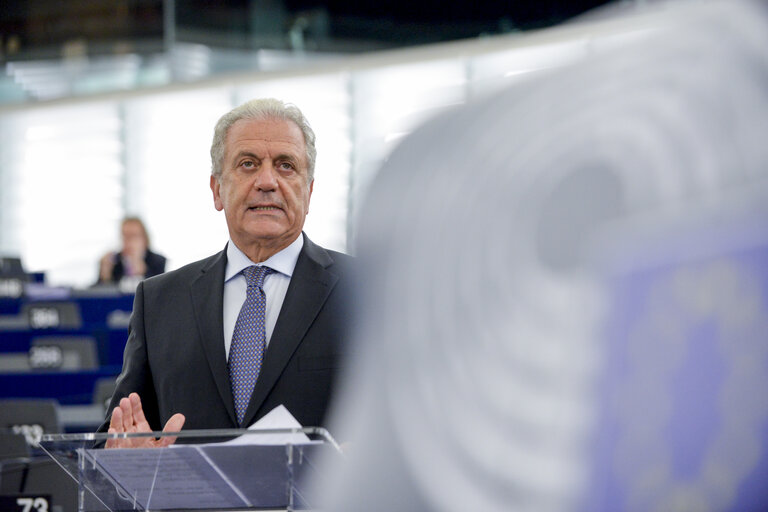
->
[242,235,337,426]
[189,249,238,426]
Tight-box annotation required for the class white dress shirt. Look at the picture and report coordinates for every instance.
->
[222,235,303,361]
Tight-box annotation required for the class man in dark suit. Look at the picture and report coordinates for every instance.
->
[100,98,353,448]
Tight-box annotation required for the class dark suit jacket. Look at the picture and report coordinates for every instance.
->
[99,233,354,432]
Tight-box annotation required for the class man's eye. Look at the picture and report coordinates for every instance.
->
[242,161,255,168]
[278,162,295,171]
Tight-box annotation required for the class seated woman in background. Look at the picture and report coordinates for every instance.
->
[98,217,166,285]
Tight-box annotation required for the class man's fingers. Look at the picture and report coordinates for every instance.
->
[157,413,186,447]
[119,397,133,431]
[109,406,123,432]
[105,407,125,449]
[105,427,118,449]
[128,392,148,428]
[105,394,184,449]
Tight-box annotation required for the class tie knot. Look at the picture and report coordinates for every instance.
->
[242,265,273,289]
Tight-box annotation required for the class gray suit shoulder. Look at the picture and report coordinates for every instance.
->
[303,237,355,278]
[326,248,354,266]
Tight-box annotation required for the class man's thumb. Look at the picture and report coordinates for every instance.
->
[158,413,186,447]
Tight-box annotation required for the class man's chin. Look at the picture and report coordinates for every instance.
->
[235,224,301,246]
[241,216,284,232]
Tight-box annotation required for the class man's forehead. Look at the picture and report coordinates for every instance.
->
[227,118,304,145]
[224,117,308,170]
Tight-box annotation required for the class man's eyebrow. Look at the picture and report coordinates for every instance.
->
[273,152,300,162]
[233,150,261,162]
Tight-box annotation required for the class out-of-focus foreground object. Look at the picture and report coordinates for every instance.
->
[317,0,768,511]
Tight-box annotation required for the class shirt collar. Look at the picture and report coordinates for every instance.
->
[225,234,304,282]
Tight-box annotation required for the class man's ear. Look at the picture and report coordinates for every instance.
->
[306,179,314,214]
[211,175,224,211]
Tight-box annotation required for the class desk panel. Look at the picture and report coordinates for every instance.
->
[0,366,122,405]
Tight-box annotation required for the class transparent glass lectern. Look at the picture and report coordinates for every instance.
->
[39,428,342,511]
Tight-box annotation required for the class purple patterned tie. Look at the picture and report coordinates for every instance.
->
[229,265,273,425]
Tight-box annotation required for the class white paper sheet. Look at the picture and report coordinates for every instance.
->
[219,405,313,446]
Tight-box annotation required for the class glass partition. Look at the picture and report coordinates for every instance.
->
[39,428,342,511]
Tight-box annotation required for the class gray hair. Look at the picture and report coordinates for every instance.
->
[210,98,317,183]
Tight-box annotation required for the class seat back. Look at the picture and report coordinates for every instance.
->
[20,302,82,330]
[0,399,61,446]
[29,336,98,371]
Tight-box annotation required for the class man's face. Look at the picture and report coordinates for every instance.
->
[211,117,313,257]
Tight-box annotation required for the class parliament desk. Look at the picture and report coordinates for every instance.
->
[0,284,133,432]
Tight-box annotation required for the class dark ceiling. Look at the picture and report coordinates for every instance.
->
[1,0,617,60]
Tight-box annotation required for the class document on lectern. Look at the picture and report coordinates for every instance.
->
[217,404,312,446]
[82,406,323,510]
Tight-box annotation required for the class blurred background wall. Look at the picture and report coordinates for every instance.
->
[0,0,636,287]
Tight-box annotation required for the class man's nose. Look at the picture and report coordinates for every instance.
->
[253,162,279,191]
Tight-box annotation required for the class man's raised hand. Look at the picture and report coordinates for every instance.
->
[105,392,185,448]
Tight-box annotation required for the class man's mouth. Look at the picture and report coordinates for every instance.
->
[249,205,280,211]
